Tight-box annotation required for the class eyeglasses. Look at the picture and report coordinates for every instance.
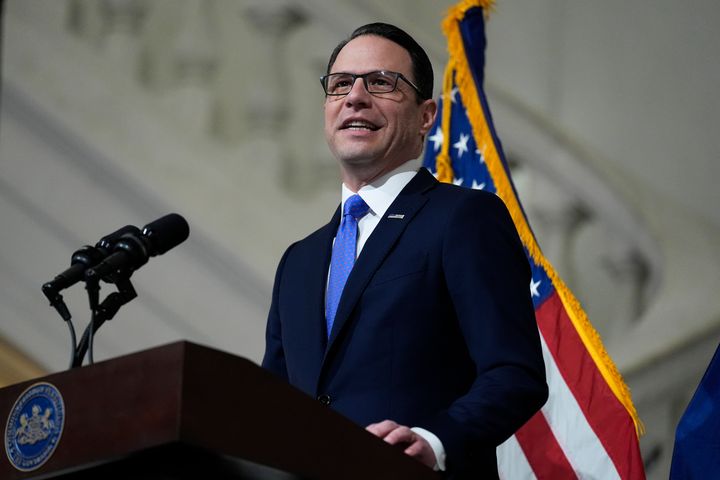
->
[320,70,423,98]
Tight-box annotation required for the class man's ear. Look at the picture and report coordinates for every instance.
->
[419,99,438,136]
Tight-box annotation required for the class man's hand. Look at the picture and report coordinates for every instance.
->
[366,420,436,469]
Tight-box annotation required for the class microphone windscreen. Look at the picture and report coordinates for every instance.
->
[141,213,190,255]
[96,225,141,251]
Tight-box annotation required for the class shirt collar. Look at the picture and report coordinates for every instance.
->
[341,160,420,218]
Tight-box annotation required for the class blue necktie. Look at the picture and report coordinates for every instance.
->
[326,194,370,338]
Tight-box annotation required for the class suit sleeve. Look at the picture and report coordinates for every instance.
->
[420,192,548,473]
[261,244,294,381]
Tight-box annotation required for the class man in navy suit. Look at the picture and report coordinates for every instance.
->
[262,23,547,478]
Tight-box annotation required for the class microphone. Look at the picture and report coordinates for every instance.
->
[42,225,141,303]
[96,225,142,254]
[141,213,190,255]
[85,214,189,282]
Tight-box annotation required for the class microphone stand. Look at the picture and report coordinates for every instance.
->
[42,284,78,368]
[84,276,100,366]
[72,275,137,368]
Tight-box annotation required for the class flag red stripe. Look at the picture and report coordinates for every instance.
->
[515,411,577,479]
[535,292,644,479]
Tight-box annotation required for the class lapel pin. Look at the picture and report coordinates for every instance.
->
[387,214,405,219]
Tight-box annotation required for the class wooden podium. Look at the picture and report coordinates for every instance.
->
[0,342,440,479]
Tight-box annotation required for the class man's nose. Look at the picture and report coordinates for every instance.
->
[345,77,371,105]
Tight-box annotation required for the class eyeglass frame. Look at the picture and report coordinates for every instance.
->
[320,70,424,99]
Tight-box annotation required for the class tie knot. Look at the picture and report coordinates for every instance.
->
[344,194,370,220]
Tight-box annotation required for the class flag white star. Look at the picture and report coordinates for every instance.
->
[442,86,459,104]
[476,148,485,164]
[530,278,541,297]
[453,133,470,158]
[471,180,485,190]
[428,128,444,152]
[453,177,464,186]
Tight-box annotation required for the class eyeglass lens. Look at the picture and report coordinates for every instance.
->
[324,72,399,95]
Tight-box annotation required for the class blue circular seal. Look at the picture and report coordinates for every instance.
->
[5,382,65,472]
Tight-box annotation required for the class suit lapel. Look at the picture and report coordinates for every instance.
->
[304,205,340,381]
[324,169,437,356]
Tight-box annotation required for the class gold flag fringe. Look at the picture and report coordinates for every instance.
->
[434,60,456,183]
[436,0,644,436]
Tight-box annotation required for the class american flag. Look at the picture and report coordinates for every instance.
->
[422,1,645,478]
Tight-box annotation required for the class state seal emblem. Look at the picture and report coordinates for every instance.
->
[5,382,65,472]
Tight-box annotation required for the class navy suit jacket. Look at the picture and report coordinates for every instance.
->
[262,168,547,478]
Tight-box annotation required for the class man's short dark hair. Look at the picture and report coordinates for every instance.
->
[326,23,434,101]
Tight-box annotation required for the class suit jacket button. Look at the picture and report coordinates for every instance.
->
[317,394,331,406]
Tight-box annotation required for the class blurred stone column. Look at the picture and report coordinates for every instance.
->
[66,0,106,44]
[167,0,218,133]
[140,0,218,134]
[67,0,147,73]
[242,2,305,134]
[99,0,146,71]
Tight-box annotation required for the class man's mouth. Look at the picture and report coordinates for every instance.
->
[340,120,380,131]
